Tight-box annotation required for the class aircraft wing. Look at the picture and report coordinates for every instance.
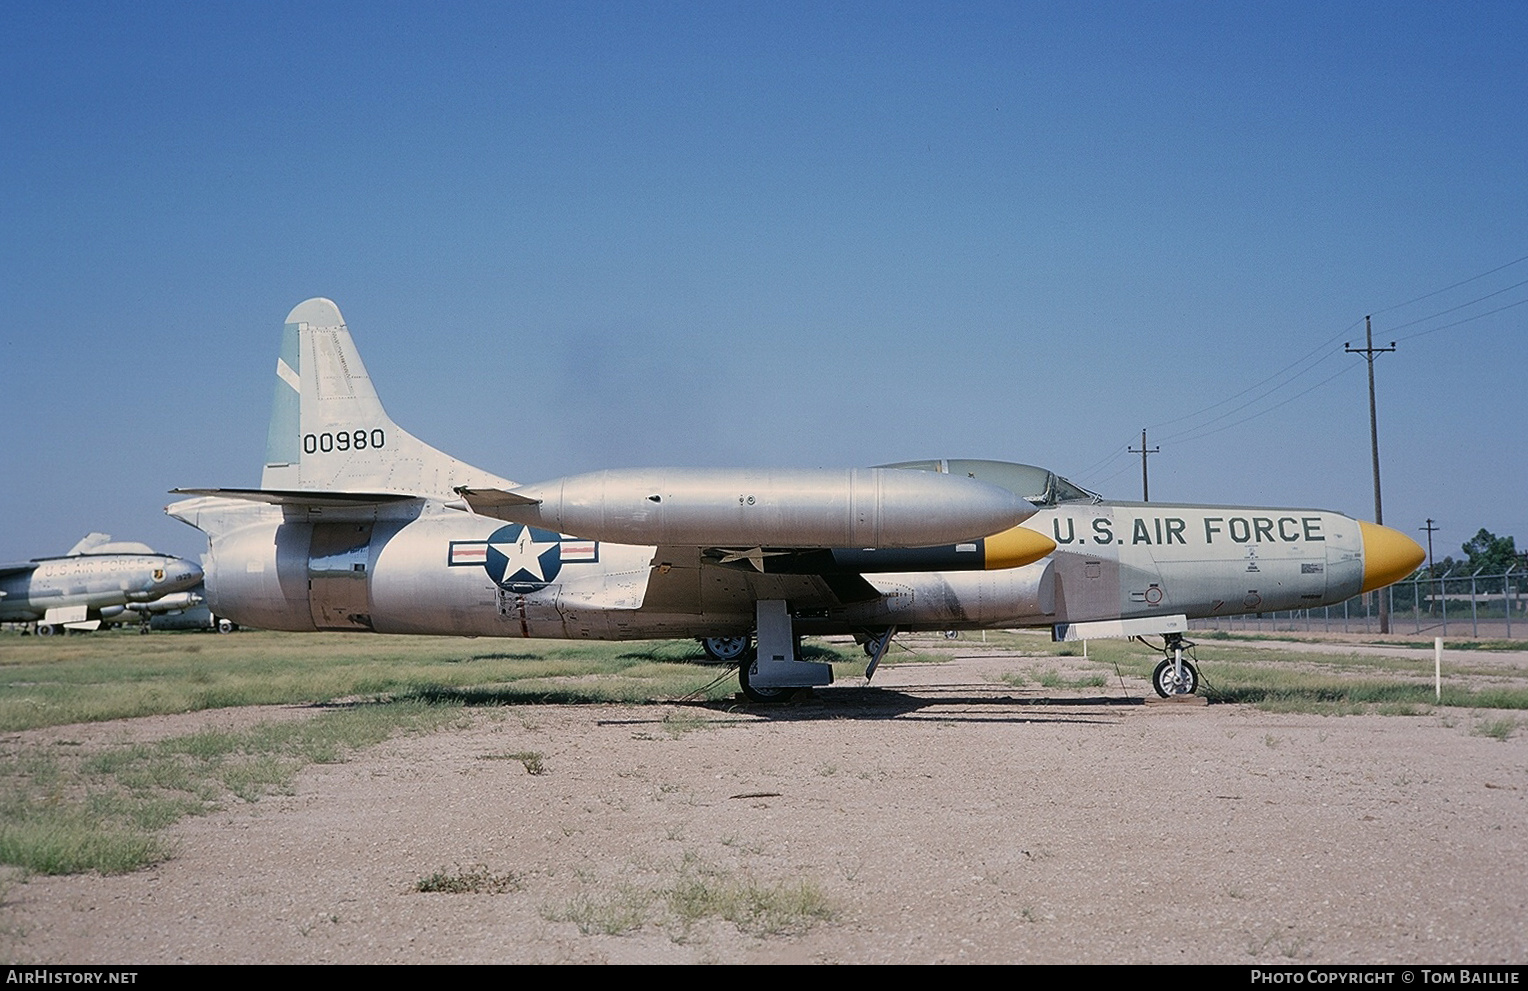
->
[172,488,420,508]
[641,545,883,613]
[454,487,541,514]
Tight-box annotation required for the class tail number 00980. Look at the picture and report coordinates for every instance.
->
[303,429,386,454]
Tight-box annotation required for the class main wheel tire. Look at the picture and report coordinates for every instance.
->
[216,619,235,634]
[700,635,751,663]
[738,661,798,703]
[1153,657,1199,697]
[36,624,57,637]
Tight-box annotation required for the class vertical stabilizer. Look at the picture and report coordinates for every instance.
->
[260,298,514,498]
[66,533,113,556]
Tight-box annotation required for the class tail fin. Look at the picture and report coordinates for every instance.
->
[66,533,114,556]
[260,298,514,499]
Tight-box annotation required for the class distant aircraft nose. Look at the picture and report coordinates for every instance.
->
[168,558,205,591]
[1358,521,1426,593]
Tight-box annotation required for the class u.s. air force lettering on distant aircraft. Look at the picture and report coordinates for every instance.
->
[168,297,1424,702]
[0,533,204,635]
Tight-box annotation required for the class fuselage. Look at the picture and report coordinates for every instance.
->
[0,554,205,624]
[183,495,1373,639]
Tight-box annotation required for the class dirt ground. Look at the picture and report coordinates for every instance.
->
[5,641,1526,965]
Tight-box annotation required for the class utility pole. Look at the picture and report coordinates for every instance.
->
[1346,316,1396,631]
[1128,428,1159,502]
[1420,519,1439,574]
[1420,518,1441,625]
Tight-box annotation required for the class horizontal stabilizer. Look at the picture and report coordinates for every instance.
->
[454,486,544,519]
[171,487,419,508]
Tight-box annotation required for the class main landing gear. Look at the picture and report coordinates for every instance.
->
[700,635,752,664]
[1151,632,1199,697]
[733,600,833,704]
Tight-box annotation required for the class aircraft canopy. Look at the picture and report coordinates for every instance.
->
[879,459,1100,507]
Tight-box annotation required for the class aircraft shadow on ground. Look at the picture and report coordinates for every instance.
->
[690,685,1143,725]
[378,678,1145,726]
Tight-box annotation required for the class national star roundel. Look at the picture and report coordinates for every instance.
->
[483,523,563,593]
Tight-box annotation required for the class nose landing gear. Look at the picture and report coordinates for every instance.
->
[1151,632,1199,697]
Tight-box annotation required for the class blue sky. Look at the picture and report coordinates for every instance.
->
[3,1,1524,565]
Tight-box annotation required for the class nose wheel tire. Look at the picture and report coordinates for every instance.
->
[1152,657,1199,697]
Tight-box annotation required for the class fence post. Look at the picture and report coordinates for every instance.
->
[1441,564,1452,637]
[1506,567,1516,639]
[1470,567,1481,638]
[1413,573,1422,634]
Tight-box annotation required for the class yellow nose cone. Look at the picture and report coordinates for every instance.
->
[984,525,1058,570]
[1358,521,1426,593]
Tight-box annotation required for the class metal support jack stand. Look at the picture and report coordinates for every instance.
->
[739,599,833,703]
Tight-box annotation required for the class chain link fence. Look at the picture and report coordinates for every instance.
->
[1195,568,1524,639]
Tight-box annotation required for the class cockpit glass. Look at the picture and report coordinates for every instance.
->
[1049,475,1098,505]
[877,459,1101,507]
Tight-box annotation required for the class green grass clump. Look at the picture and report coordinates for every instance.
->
[666,874,836,937]
[0,806,168,876]
[1471,716,1519,742]
[494,751,546,775]
[543,857,837,939]
[0,700,462,874]
[543,886,657,936]
[1000,669,1106,691]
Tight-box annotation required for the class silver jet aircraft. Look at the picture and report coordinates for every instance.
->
[169,298,1425,700]
[0,533,205,635]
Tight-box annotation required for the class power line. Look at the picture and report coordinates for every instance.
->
[1134,252,1526,449]
[1369,252,1528,318]
[1382,275,1528,336]
[1163,362,1361,446]
[1155,350,1346,445]
[1145,322,1359,434]
[1396,294,1528,343]
[1072,252,1526,495]
[1071,443,1133,483]
[1088,457,1142,490]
